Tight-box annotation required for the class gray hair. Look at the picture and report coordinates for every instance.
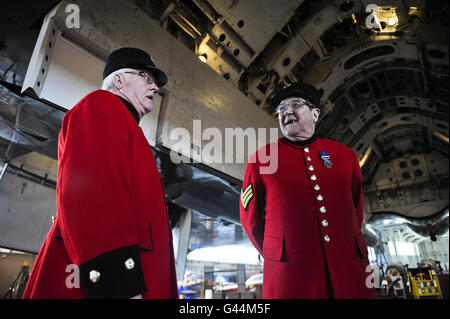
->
[101,68,135,91]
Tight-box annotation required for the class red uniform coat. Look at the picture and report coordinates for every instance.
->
[240,137,377,299]
[23,90,178,299]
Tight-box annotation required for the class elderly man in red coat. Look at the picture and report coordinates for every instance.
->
[23,48,178,299]
[240,82,377,299]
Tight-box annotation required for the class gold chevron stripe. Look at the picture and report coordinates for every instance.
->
[241,192,253,210]
[241,184,254,210]
[242,187,253,199]
[242,195,253,208]
[242,184,253,198]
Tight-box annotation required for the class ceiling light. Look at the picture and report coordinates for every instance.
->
[199,54,207,63]
[387,17,398,26]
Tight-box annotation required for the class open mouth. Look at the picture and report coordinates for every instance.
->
[146,95,154,101]
[284,117,299,125]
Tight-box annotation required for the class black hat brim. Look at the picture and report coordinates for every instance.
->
[126,63,168,87]
[148,67,168,87]
[270,88,319,109]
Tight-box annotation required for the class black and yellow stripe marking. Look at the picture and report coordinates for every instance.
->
[241,183,254,210]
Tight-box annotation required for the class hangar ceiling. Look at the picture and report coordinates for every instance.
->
[0,0,448,252]
[134,0,449,234]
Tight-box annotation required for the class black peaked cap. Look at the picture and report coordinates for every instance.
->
[103,47,168,87]
[270,82,324,109]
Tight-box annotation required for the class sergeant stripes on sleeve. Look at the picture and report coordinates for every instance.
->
[240,184,254,210]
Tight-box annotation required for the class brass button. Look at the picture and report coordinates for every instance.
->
[89,270,100,283]
[125,258,135,270]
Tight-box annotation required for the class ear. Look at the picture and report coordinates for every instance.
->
[112,73,125,89]
[312,108,320,124]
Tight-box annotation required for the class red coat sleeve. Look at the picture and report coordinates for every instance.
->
[57,91,145,298]
[351,150,364,229]
[240,155,265,255]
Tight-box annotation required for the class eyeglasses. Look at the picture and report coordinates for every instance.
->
[275,100,315,115]
[123,71,156,86]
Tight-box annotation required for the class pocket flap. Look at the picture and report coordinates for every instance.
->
[263,235,284,262]
[138,220,153,251]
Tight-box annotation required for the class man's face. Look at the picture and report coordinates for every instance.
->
[116,69,159,118]
[277,97,320,141]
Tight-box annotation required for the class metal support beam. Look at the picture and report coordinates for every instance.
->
[0,162,9,184]
[237,263,246,293]
[175,209,192,282]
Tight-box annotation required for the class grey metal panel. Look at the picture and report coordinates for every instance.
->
[346,95,447,157]
[139,93,163,147]
[272,34,309,78]
[197,35,243,85]
[0,152,58,253]
[371,151,449,191]
[250,1,358,100]
[0,169,55,253]
[210,23,254,68]
[300,5,340,48]
[318,40,420,108]
[208,0,303,54]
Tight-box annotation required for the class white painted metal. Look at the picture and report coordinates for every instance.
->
[22,13,104,109]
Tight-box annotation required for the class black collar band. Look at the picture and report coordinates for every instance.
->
[116,95,140,124]
[283,131,318,146]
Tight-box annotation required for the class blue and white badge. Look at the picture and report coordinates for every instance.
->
[320,151,332,168]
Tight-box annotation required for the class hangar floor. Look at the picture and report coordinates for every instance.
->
[1,210,448,299]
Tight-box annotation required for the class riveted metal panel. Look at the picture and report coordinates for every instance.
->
[318,40,420,104]
[272,34,309,78]
[301,5,340,48]
[209,0,303,54]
